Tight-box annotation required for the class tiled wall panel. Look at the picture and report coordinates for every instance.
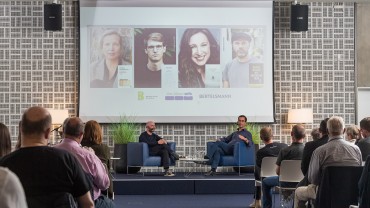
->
[0,1,355,172]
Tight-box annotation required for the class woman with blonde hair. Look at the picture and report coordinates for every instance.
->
[345,125,361,144]
[81,120,113,198]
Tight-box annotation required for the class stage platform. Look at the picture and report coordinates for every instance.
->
[112,172,255,195]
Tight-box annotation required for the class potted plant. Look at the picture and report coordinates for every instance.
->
[112,116,140,173]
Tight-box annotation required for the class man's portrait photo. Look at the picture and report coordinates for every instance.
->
[134,28,176,88]
[222,28,264,88]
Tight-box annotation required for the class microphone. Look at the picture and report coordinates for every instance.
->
[51,125,62,132]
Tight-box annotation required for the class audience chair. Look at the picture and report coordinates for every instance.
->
[255,157,278,187]
[315,166,363,208]
[274,160,304,208]
[102,163,114,200]
[127,142,176,175]
[206,141,255,175]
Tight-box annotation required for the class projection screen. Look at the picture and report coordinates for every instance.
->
[79,0,274,123]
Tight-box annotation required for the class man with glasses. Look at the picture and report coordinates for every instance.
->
[358,117,370,161]
[134,32,166,88]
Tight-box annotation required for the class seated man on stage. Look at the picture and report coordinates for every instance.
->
[205,115,253,176]
[139,121,180,177]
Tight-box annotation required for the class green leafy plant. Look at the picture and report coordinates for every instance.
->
[227,122,261,145]
[112,116,139,144]
[246,123,261,145]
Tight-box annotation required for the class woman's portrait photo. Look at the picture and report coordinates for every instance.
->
[178,28,220,88]
[90,28,132,88]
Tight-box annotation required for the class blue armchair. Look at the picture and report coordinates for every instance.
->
[206,141,255,174]
[127,142,176,174]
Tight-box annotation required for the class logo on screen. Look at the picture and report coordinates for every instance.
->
[138,91,144,100]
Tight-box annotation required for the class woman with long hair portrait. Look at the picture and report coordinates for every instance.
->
[178,28,220,88]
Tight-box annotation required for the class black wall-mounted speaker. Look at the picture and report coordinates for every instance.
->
[44,4,62,31]
[291,4,308,32]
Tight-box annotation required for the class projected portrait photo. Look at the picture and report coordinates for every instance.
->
[134,28,176,88]
[222,28,264,88]
[178,28,220,88]
[89,27,132,88]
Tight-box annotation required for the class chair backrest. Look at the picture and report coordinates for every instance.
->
[233,141,255,166]
[260,157,278,178]
[315,166,363,208]
[279,160,304,183]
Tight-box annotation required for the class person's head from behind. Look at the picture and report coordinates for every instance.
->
[63,117,85,142]
[310,128,321,141]
[237,115,247,129]
[82,120,103,145]
[360,117,370,138]
[319,118,330,136]
[146,121,156,133]
[345,125,361,142]
[179,28,219,67]
[327,116,345,137]
[231,32,252,59]
[21,106,52,145]
[144,32,166,64]
[291,124,306,142]
[100,30,123,62]
[260,127,273,144]
[0,122,11,157]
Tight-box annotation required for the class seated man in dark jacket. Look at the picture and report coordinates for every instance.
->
[139,121,180,177]
[205,115,253,176]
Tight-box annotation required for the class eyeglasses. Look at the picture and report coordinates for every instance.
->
[147,45,163,51]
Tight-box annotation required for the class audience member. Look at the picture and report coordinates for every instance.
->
[0,123,11,158]
[205,115,252,176]
[178,28,220,88]
[294,116,362,208]
[0,106,94,208]
[0,167,28,208]
[249,127,287,208]
[299,118,329,186]
[358,117,370,161]
[139,121,180,177]
[55,117,113,208]
[345,124,361,144]
[261,124,305,208]
[310,128,321,141]
[81,120,113,198]
[358,155,370,208]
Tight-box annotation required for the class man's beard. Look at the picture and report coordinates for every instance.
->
[236,50,248,58]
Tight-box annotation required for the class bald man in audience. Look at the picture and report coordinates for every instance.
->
[294,116,362,208]
[0,106,94,208]
[55,117,113,208]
